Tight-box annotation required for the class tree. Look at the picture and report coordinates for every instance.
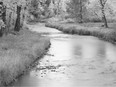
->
[99,0,108,28]
[42,0,52,18]
[49,0,65,16]
[1,0,27,33]
[0,1,6,36]
[55,0,62,15]
[67,0,88,23]
[27,0,51,19]
[28,0,39,18]
[14,5,21,32]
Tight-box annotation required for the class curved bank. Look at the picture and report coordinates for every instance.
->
[45,22,116,44]
[0,29,50,86]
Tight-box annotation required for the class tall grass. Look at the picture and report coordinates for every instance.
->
[45,22,116,44]
[0,29,50,86]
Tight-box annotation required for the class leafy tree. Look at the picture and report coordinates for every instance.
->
[51,0,65,16]
[88,0,111,27]
[27,0,52,19]
[67,0,88,23]
[28,0,39,18]
[2,0,27,33]
[42,0,52,18]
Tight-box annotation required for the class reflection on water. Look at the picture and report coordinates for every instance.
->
[12,32,116,87]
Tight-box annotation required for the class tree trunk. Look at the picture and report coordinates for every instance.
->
[14,5,21,32]
[99,0,108,28]
[79,0,83,23]
[101,9,108,28]
[7,12,12,33]
[2,6,6,24]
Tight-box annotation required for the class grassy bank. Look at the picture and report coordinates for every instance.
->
[0,29,50,86]
[45,22,116,44]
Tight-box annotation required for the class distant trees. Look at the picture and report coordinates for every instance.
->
[28,0,39,18]
[87,0,109,28]
[67,0,88,23]
[52,0,62,15]
[27,0,53,20]
[42,0,51,18]
[66,0,113,28]
[0,0,27,34]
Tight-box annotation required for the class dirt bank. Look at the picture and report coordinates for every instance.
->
[45,22,116,44]
[0,28,50,86]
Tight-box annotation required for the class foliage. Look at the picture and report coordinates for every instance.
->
[0,0,27,34]
[27,0,53,20]
[66,0,88,23]
[52,0,62,15]
[86,0,115,23]
[28,0,39,18]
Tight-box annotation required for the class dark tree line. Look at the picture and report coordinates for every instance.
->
[67,0,87,23]
[0,1,25,37]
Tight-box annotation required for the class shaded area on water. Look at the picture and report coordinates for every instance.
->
[12,26,116,87]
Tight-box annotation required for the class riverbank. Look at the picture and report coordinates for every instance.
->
[0,28,50,86]
[45,22,116,44]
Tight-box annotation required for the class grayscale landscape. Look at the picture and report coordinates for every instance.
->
[0,0,116,87]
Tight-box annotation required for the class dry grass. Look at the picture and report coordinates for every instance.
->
[45,22,116,44]
[0,29,50,86]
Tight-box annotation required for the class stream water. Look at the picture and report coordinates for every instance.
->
[12,25,116,87]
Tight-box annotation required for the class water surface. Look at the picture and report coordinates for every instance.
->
[12,25,116,87]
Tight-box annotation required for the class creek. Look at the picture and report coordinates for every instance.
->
[12,24,116,87]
